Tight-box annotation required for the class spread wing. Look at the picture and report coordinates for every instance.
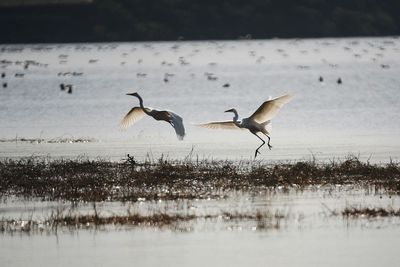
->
[120,107,151,130]
[197,121,240,130]
[169,112,186,140]
[249,94,293,123]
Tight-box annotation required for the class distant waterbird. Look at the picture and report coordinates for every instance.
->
[337,78,342,84]
[120,92,186,140]
[198,94,293,158]
[66,85,73,94]
[164,73,174,83]
[60,83,72,93]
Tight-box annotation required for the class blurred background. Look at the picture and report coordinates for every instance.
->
[1,0,400,43]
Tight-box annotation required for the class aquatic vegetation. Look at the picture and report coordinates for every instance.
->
[0,210,284,233]
[0,137,96,144]
[342,207,400,218]
[0,155,399,202]
[1,155,399,234]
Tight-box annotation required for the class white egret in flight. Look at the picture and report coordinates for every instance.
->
[198,94,293,158]
[120,92,185,140]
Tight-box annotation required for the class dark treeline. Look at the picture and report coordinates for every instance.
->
[1,0,400,43]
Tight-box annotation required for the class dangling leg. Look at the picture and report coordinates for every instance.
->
[251,132,265,159]
[263,134,272,150]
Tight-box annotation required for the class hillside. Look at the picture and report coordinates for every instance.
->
[1,0,399,43]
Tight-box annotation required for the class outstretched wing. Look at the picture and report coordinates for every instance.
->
[249,94,293,123]
[169,112,186,140]
[120,107,151,130]
[197,121,240,130]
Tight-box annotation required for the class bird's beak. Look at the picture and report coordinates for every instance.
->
[224,109,233,113]
[126,92,137,96]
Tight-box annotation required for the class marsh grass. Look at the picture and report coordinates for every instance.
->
[0,137,96,144]
[0,155,399,202]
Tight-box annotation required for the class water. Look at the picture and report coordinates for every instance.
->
[1,228,399,267]
[1,38,400,266]
[1,37,400,161]
[1,186,400,266]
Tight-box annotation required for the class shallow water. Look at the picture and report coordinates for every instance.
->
[1,227,400,267]
[1,186,400,267]
[1,37,400,162]
[1,38,400,266]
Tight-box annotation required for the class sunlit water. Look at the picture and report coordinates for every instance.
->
[1,38,400,266]
[1,37,400,162]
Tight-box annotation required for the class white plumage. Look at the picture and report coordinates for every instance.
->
[121,92,186,140]
[198,94,293,158]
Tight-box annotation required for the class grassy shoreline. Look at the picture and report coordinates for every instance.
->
[1,155,399,202]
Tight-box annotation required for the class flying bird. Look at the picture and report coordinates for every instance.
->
[120,92,185,140]
[198,94,293,158]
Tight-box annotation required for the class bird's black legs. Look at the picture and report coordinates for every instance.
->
[252,132,265,159]
[264,134,272,150]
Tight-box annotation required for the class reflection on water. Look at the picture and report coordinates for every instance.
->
[1,186,399,231]
[1,186,400,266]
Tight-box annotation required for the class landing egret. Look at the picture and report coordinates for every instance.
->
[120,92,186,140]
[198,94,293,158]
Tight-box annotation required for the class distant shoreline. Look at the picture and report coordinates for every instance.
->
[0,35,399,46]
[1,0,400,44]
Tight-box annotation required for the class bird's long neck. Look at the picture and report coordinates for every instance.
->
[231,110,241,126]
[135,94,151,115]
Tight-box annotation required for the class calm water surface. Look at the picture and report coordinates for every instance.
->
[1,37,400,162]
[1,38,400,266]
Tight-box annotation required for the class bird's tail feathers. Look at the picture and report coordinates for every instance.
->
[170,112,186,140]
